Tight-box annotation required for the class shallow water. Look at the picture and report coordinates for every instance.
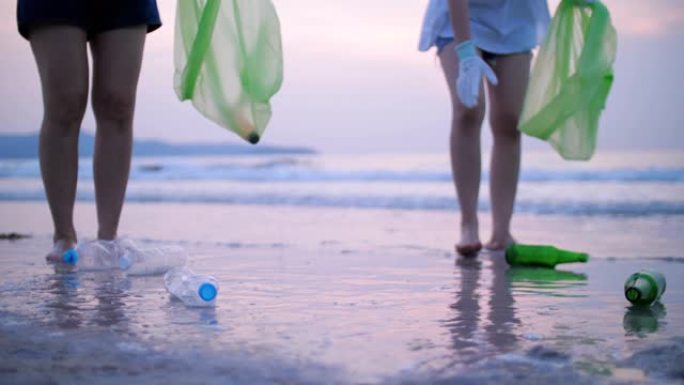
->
[1,238,683,384]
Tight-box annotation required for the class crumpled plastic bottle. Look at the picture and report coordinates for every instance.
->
[119,245,187,276]
[62,240,124,271]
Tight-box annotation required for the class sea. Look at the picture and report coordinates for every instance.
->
[0,149,682,217]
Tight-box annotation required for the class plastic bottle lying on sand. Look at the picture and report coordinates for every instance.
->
[505,244,589,268]
[119,246,187,276]
[164,266,218,307]
[624,270,666,306]
[62,240,122,271]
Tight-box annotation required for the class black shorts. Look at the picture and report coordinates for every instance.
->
[17,0,162,40]
[435,37,530,65]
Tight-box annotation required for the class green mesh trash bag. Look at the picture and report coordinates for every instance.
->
[175,0,284,144]
[519,0,616,160]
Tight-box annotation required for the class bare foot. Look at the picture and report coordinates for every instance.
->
[46,239,76,263]
[484,234,516,251]
[456,222,482,257]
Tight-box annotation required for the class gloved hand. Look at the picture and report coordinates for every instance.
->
[574,0,596,5]
[455,40,498,109]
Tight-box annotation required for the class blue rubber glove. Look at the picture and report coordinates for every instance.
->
[455,40,498,109]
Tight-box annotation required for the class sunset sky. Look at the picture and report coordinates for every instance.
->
[1,0,683,153]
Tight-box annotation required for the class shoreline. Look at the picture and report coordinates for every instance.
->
[1,235,683,384]
[1,201,683,259]
[0,200,683,384]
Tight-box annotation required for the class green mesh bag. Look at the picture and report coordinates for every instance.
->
[519,0,617,160]
[175,0,284,144]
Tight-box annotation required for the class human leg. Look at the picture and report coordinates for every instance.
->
[29,25,89,260]
[439,41,487,256]
[485,53,532,250]
[89,26,146,240]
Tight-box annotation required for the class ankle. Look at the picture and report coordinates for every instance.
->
[459,223,480,243]
[97,230,117,241]
[489,231,514,243]
[460,216,479,227]
[53,231,77,244]
[491,222,511,237]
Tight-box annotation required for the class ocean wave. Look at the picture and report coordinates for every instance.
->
[1,159,683,183]
[1,189,682,216]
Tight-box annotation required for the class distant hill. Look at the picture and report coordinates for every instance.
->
[0,132,316,159]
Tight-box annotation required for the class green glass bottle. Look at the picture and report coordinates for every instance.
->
[624,270,666,306]
[505,244,589,268]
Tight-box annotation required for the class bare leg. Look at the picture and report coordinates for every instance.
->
[485,53,531,250]
[439,42,486,256]
[89,27,147,240]
[30,26,89,261]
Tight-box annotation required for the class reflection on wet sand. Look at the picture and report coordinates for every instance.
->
[43,266,220,346]
[446,256,481,355]
[485,253,519,351]
[507,265,587,297]
[623,303,667,336]
[46,272,83,329]
[46,270,131,332]
[163,296,219,327]
[444,251,593,365]
[91,272,130,329]
[443,252,519,364]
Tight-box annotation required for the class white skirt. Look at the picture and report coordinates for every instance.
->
[419,0,551,54]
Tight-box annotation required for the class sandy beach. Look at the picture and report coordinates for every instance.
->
[2,0,683,381]
[1,201,683,384]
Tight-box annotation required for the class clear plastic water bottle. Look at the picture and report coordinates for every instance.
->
[163,266,218,307]
[119,245,187,276]
[62,240,122,271]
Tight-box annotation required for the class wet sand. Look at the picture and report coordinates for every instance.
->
[1,202,683,384]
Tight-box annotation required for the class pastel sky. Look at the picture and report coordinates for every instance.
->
[1,0,683,153]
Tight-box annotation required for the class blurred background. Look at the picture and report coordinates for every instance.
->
[0,1,682,225]
[1,0,683,153]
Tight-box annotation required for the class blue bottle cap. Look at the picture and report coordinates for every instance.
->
[119,255,132,270]
[198,283,217,301]
[63,248,79,265]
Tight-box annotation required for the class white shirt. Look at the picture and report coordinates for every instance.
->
[418,0,551,54]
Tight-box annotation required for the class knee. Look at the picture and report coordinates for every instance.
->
[92,89,136,132]
[452,105,485,136]
[490,110,522,141]
[43,90,88,135]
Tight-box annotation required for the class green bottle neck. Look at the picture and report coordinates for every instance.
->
[626,278,656,304]
[555,249,589,263]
